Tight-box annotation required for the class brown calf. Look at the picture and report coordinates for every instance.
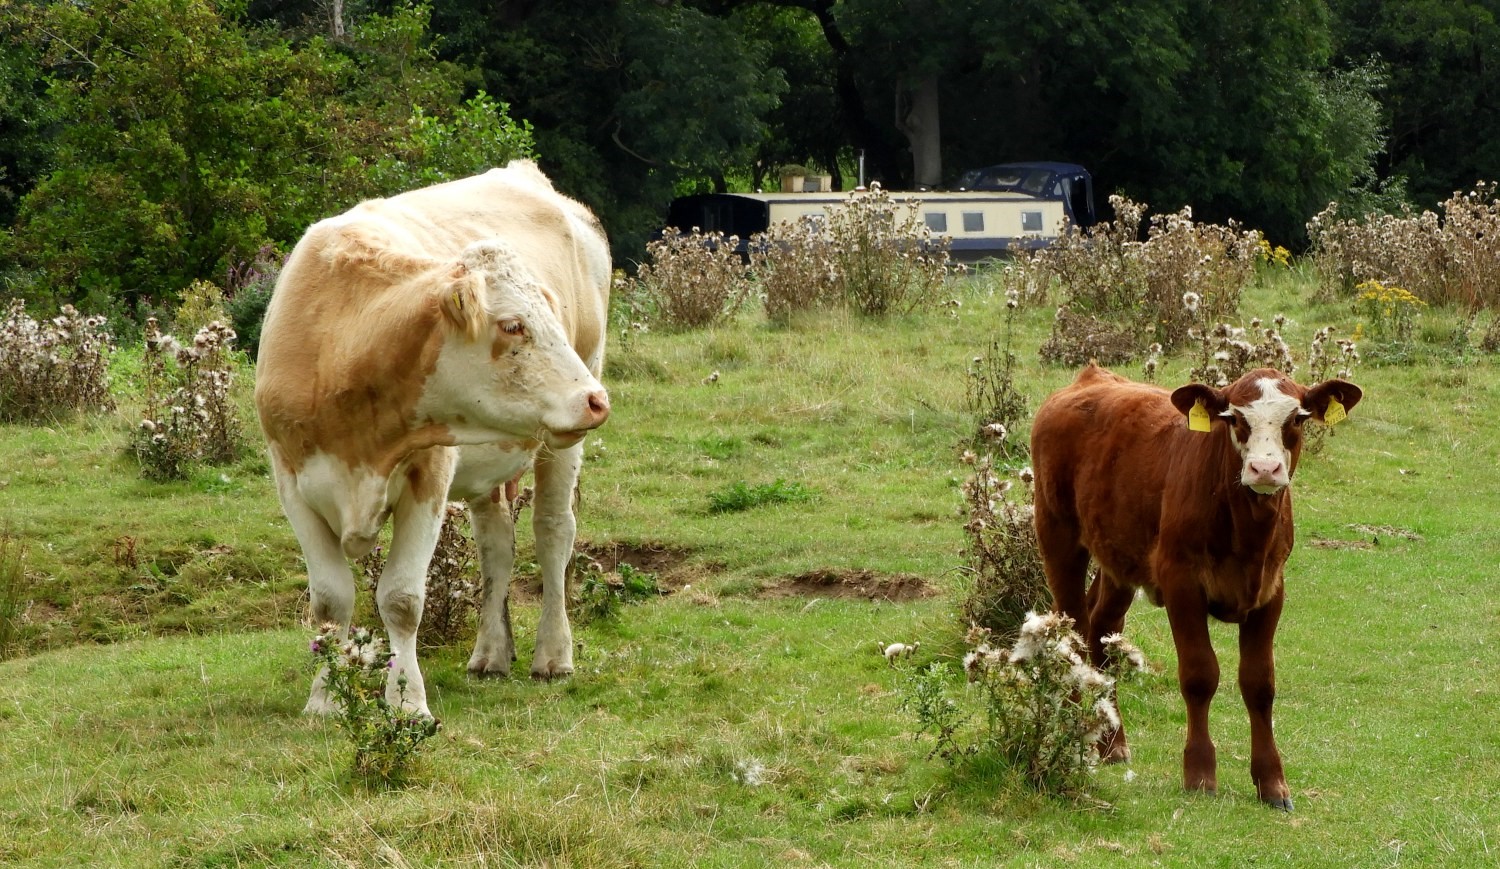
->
[1031,364,1361,810]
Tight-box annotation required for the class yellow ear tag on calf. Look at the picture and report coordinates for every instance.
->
[1188,398,1212,432]
[451,291,464,312]
[1324,396,1347,426]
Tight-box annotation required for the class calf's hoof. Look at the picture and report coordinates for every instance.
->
[1263,794,1294,812]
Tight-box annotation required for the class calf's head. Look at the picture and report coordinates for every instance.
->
[1171,368,1361,495]
[423,239,609,448]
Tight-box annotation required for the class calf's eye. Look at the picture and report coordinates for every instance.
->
[498,319,525,336]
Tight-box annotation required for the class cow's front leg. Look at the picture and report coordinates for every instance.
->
[1163,586,1219,794]
[530,442,583,680]
[1086,574,1136,763]
[466,487,518,677]
[1241,589,1292,810]
[377,468,450,717]
[276,474,355,716]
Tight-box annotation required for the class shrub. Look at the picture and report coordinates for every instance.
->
[1037,307,1138,368]
[901,613,1117,796]
[1355,280,1427,344]
[823,185,953,316]
[223,245,283,361]
[310,624,441,782]
[1186,312,1297,387]
[353,505,480,649]
[132,317,242,480]
[751,215,839,322]
[1029,196,1263,360]
[957,456,1049,644]
[1307,183,1500,310]
[627,229,752,330]
[0,299,115,422]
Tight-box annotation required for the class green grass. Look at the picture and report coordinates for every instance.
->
[1,274,1498,865]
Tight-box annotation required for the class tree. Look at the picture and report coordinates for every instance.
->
[1328,0,1500,209]
[2,0,530,314]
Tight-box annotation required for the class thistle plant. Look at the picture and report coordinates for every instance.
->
[133,317,242,480]
[751,214,839,322]
[957,455,1049,644]
[1307,183,1500,310]
[823,184,953,316]
[626,228,752,330]
[310,623,441,781]
[1187,310,1296,388]
[963,289,1029,458]
[1032,196,1262,363]
[901,613,1119,796]
[354,505,479,649]
[0,299,115,423]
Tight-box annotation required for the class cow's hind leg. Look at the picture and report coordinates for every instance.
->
[530,442,584,680]
[467,485,518,677]
[1163,586,1219,795]
[1034,508,1092,638]
[1241,590,1292,810]
[1086,574,1136,763]
[277,489,357,715]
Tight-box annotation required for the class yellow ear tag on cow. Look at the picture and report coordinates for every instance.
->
[451,291,464,312]
[1188,399,1212,432]
[1324,396,1347,426]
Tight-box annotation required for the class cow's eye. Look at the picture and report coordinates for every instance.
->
[498,318,525,336]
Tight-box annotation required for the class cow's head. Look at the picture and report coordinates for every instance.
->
[1171,369,1362,495]
[423,239,609,449]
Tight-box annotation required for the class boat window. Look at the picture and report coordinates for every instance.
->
[1021,211,1043,232]
[962,212,985,232]
[924,212,948,232]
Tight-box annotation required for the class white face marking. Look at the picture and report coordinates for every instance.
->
[1226,377,1301,494]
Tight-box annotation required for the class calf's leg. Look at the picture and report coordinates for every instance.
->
[1163,588,1219,794]
[1240,591,1292,810]
[1086,574,1136,763]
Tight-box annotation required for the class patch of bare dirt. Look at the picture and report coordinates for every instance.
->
[760,568,936,603]
[574,540,712,590]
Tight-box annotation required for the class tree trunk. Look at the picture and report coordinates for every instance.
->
[897,75,942,188]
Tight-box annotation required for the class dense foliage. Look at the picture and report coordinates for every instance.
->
[1,0,1496,315]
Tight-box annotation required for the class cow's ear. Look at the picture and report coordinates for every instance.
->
[1170,383,1228,420]
[439,264,487,340]
[1302,379,1363,422]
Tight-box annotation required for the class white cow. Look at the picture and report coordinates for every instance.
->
[255,161,611,717]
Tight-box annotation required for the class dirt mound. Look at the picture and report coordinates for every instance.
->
[761,568,935,602]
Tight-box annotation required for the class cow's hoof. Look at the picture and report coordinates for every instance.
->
[467,656,513,679]
[531,661,574,681]
[1261,794,1294,812]
[302,695,337,717]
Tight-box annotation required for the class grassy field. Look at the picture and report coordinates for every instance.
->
[1,270,1497,867]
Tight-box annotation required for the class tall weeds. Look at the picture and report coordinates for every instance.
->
[0,300,115,423]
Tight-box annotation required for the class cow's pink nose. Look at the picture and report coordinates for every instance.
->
[1249,460,1282,478]
[584,390,611,427]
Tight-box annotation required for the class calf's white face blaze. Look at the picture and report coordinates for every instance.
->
[1226,377,1302,494]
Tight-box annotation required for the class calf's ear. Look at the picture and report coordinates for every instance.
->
[1170,383,1228,420]
[1302,379,1363,421]
[439,263,487,340]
